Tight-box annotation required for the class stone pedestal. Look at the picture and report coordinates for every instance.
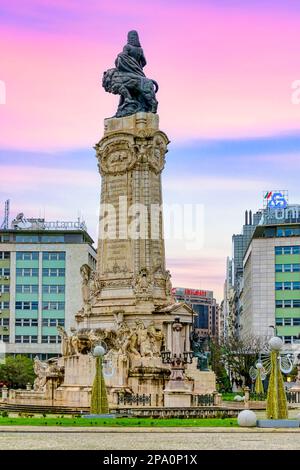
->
[185,358,216,394]
[163,379,192,408]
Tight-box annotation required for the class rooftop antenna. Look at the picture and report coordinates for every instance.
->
[0,200,10,230]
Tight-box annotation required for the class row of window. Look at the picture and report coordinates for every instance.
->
[16,284,65,294]
[276,317,300,326]
[0,251,10,259]
[275,264,300,273]
[0,268,10,276]
[0,318,9,326]
[15,235,65,243]
[15,318,38,327]
[15,318,65,327]
[281,336,300,344]
[276,300,300,308]
[15,335,62,344]
[275,246,300,255]
[277,228,300,237]
[0,335,9,342]
[15,301,65,310]
[16,251,65,260]
[15,335,38,343]
[275,281,300,291]
[16,268,65,277]
[0,284,10,293]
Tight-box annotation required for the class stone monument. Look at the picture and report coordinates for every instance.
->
[6,31,216,410]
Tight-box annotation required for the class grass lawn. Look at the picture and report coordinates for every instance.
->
[221,392,243,401]
[0,415,238,427]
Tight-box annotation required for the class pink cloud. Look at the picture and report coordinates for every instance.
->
[0,3,299,149]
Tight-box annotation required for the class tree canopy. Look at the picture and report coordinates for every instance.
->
[0,355,35,389]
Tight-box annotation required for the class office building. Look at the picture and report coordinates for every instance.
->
[241,213,300,345]
[172,287,220,338]
[0,214,96,359]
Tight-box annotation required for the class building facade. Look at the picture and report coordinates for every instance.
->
[241,220,300,346]
[172,287,220,338]
[223,209,261,339]
[0,220,96,359]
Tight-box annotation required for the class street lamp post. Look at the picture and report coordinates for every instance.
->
[90,345,109,415]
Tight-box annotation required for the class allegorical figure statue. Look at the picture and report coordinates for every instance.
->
[190,330,210,371]
[102,30,158,117]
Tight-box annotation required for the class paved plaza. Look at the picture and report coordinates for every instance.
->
[0,427,300,450]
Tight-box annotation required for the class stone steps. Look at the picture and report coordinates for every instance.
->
[0,403,90,415]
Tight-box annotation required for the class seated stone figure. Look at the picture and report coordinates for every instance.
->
[102,30,158,117]
[190,331,210,371]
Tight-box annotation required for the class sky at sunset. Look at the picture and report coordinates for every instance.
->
[1,0,300,301]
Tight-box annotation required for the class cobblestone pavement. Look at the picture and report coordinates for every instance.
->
[0,428,300,450]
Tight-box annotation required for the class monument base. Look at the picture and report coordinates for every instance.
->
[163,389,192,408]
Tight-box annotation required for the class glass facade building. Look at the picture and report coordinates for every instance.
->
[172,287,219,338]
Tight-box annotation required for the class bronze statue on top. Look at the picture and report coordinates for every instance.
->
[102,30,158,118]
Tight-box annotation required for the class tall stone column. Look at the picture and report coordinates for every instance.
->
[87,112,173,323]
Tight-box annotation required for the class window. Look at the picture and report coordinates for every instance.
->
[284,264,292,272]
[41,235,64,243]
[15,301,38,310]
[0,318,9,326]
[276,318,283,326]
[15,318,38,327]
[284,282,292,290]
[285,300,292,308]
[275,264,283,272]
[293,318,300,326]
[284,336,292,344]
[16,268,38,277]
[16,284,39,294]
[15,235,39,243]
[42,285,65,294]
[0,335,9,342]
[42,268,65,277]
[285,318,292,325]
[275,282,283,290]
[42,301,65,311]
[42,318,65,327]
[293,300,300,308]
[15,335,38,343]
[0,251,10,259]
[16,252,39,260]
[42,252,65,261]
[275,247,282,255]
[293,282,300,290]
[41,335,61,344]
[0,285,10,293]
[0,301,9,309]
[283,246,292,254]
[0,235,10,243]
[0,268,10,277]
[276,300,283,308]
[293,264,300,272]
[293,246,300,254]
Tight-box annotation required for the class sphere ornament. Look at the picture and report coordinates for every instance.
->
[93,345,106,357]
[234,395,244,402]
[237,410,257,427]
[269,336,283,351]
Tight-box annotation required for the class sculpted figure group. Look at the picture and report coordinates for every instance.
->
[57,318,165,362]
